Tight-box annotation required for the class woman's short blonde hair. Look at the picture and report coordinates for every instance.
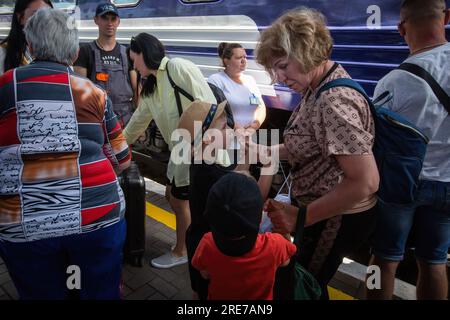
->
[256,7,333,81]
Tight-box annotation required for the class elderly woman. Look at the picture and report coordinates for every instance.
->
[256,8,379,299]
[0,9,130,299]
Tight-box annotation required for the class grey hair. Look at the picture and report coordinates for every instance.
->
[24,8,79,66]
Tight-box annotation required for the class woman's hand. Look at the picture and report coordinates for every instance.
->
[264,199,299,234]
[245,120,261,130]
[234,127,257,169]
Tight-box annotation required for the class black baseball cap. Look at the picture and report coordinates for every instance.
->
[95,3,119,17]
[205,173,263,257]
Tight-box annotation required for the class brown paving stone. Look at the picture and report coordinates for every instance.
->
[170,277,190,290]
[171,264,189,275]
[145,234,161,245]
[0,272,11,286]
[149,222,165,232]
[160,227,176,238]
[172,288,194,300]
[125,284,156,300]
[3,280,19,300]
[149,277,178,299]
[126,268,158,290]
[121,268,134,282]
[151,268,178,283]
[123,264,145,275]
[152,199,169,208]
[151,240,172,254]
[121,284,133,298]
[160,205,173,212]
[153,231,175,245]
[147,292,166,300]
[0,263,7,274]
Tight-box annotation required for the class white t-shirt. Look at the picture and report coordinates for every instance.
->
[208,71,264,127]
[374,42,450,181]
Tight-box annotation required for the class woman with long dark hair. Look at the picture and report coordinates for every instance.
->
[124,33,217,269]
[0,0,53,74]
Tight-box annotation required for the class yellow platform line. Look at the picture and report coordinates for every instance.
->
[146,201,176,230]
[328,287,356,300]
[145,200,356,300]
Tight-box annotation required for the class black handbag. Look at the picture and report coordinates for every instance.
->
[273,206,322,300]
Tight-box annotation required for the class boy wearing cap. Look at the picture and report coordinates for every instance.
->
[176,101,291,300]
[191,173,296,300]
[176,99,238,300]
[74,3,138,126]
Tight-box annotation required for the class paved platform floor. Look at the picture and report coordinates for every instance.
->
[0,178,420,300]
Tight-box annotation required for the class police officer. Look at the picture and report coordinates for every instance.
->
[74,3,137,126]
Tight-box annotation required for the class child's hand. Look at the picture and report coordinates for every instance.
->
[244,120,261,130]
[200,269,210,280]
[264,199,299,234]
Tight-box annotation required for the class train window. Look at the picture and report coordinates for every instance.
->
[52,0,77,10]
[0,0,14,14]
[181,0,219,3]
[112,0,141,7]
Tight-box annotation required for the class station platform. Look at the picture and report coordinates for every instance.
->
[0,178,418,301]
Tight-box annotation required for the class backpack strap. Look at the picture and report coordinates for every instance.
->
[166,60,194,117]
[315,78,373,107]
[398,62,450,115]
[87,41,101,82]
[119,44,130,78]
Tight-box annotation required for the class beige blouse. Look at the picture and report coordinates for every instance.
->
[284,64,376,213]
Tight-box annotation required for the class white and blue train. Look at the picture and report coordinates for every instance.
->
[1,0,449,130]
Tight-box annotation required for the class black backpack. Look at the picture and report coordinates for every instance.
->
[166,61,235,128]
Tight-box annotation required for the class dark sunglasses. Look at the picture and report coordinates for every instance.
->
[129,36,141,52]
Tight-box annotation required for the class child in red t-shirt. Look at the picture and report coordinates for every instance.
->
[192,172,296,300]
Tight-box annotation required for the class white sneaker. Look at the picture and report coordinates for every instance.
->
[150,251,187,269]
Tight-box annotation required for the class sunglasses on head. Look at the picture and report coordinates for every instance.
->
[129,36,142,52]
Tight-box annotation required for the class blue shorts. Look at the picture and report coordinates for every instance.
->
[0,219,126,300]
[373,180,450,264]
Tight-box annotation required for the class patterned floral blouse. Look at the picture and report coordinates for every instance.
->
[284,63,376,213]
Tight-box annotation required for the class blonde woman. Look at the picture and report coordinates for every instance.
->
[256,8,379,299]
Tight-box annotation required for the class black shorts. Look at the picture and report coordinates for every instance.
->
[166,178,190,200]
